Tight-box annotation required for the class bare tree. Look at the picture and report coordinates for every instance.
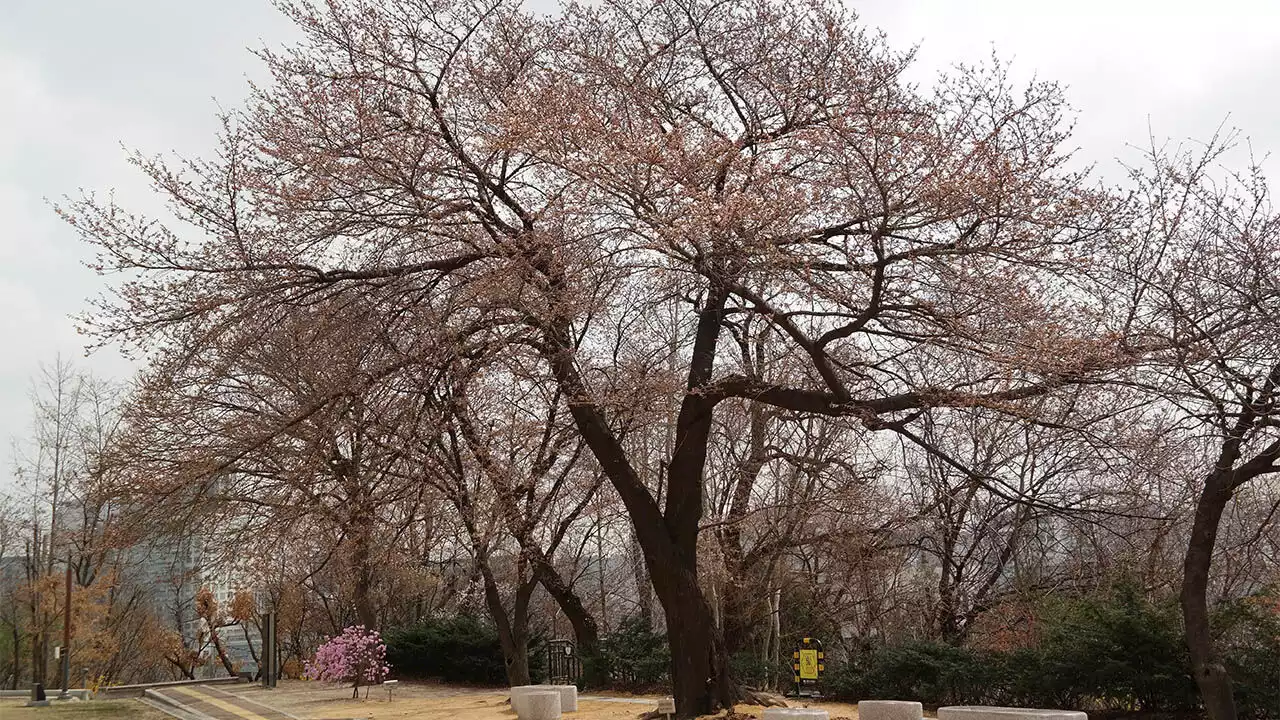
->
[1119,136,1280,720]
[62,0,1206,713]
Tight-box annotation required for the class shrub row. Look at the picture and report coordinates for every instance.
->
[824,589,1280,719]
[384,614,669,689]
[383,614,544,685]
[382,589,1278,719]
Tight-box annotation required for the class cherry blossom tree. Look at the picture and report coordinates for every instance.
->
[62,0,1214,714]
[306,625,390,698]
[1118,136,1280,720]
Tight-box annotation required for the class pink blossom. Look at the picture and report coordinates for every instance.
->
[304,625,391,697]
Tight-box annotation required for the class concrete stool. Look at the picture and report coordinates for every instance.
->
[937,707,1087,720]
[763,709,829,720]
[546,684,577,712]
[509,686,543,717]
[516,690,562,720]
[510,685,576,715]
[859,700,923,720]
[509,681,535,712]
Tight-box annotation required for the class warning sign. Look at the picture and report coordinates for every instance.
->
[791,637,824,696]
[798,649,818,680]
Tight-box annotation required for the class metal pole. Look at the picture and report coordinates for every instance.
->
[59,558,71,697]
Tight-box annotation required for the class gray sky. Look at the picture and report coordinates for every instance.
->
[2,0,1278,491]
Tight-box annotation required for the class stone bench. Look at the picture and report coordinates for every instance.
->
[552,684,578,712]
[762,708,829,720]
[858,700,923,720]
[510,685,576,718]
[511,689,561,720]
[937,707,1087,720]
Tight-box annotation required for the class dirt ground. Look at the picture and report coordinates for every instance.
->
[0,682,906,720]
[0,698,173,719]
[253,680,880,720]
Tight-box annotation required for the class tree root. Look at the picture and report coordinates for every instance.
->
[636,689,788,720]
[739,688,788,708]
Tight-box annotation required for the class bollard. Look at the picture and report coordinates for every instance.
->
[27,682,50,707]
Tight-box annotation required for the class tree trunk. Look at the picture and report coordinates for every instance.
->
[31,631,45,687]
[348,499,378,631]
[720,401,768,655]
[240,623,262,681]
[721,587,764,656]
[10,621,21,689]
[542,283,740,717]
[649,552,738,717]
[166,655,196,680]
[482,563,536,687]
[352,561,376,631]
[531,556,606,687]
[630,535,654,629]
[209,626,237,677]
[1180,472,1237,720]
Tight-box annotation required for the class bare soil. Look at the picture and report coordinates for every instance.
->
[251,680,878,720]
[0,698,173,719]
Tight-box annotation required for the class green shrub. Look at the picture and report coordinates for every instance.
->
[1034,585,1197,712]
[384,614,544,685]
[825,640,1000,706]
[730,651,793,690]
[597,616,670,690]
[825,586,1212,714]
[1215,593,1280,720]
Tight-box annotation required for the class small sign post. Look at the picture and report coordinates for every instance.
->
[792,637,824,697]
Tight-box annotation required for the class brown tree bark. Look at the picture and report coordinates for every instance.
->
[630,536,654,630]
[448,383,607,687]
[350,531,377,631]
[9,622,20,689]
[1180,470,1238,720]
[240,622,262,681]
[543,285,743,716]
[209,627,237,677]
[481,564,536,687]
[1178,401,1280,720]
[529,553,606,687]
[719,400,768,655]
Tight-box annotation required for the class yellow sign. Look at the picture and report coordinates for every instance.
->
[798,649,819,680]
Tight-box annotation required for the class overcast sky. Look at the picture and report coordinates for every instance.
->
[2,0,1278,492]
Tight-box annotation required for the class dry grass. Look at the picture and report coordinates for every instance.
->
[0,681,908,720]
[250,681,875,720]
[0,698,173,719]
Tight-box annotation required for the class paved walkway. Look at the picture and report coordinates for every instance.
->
[148,684,305,720]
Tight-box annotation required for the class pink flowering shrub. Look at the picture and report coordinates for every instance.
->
[304,625,391,698]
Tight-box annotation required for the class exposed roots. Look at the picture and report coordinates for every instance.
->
[739,689,788,708]
[637,688,788,720]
